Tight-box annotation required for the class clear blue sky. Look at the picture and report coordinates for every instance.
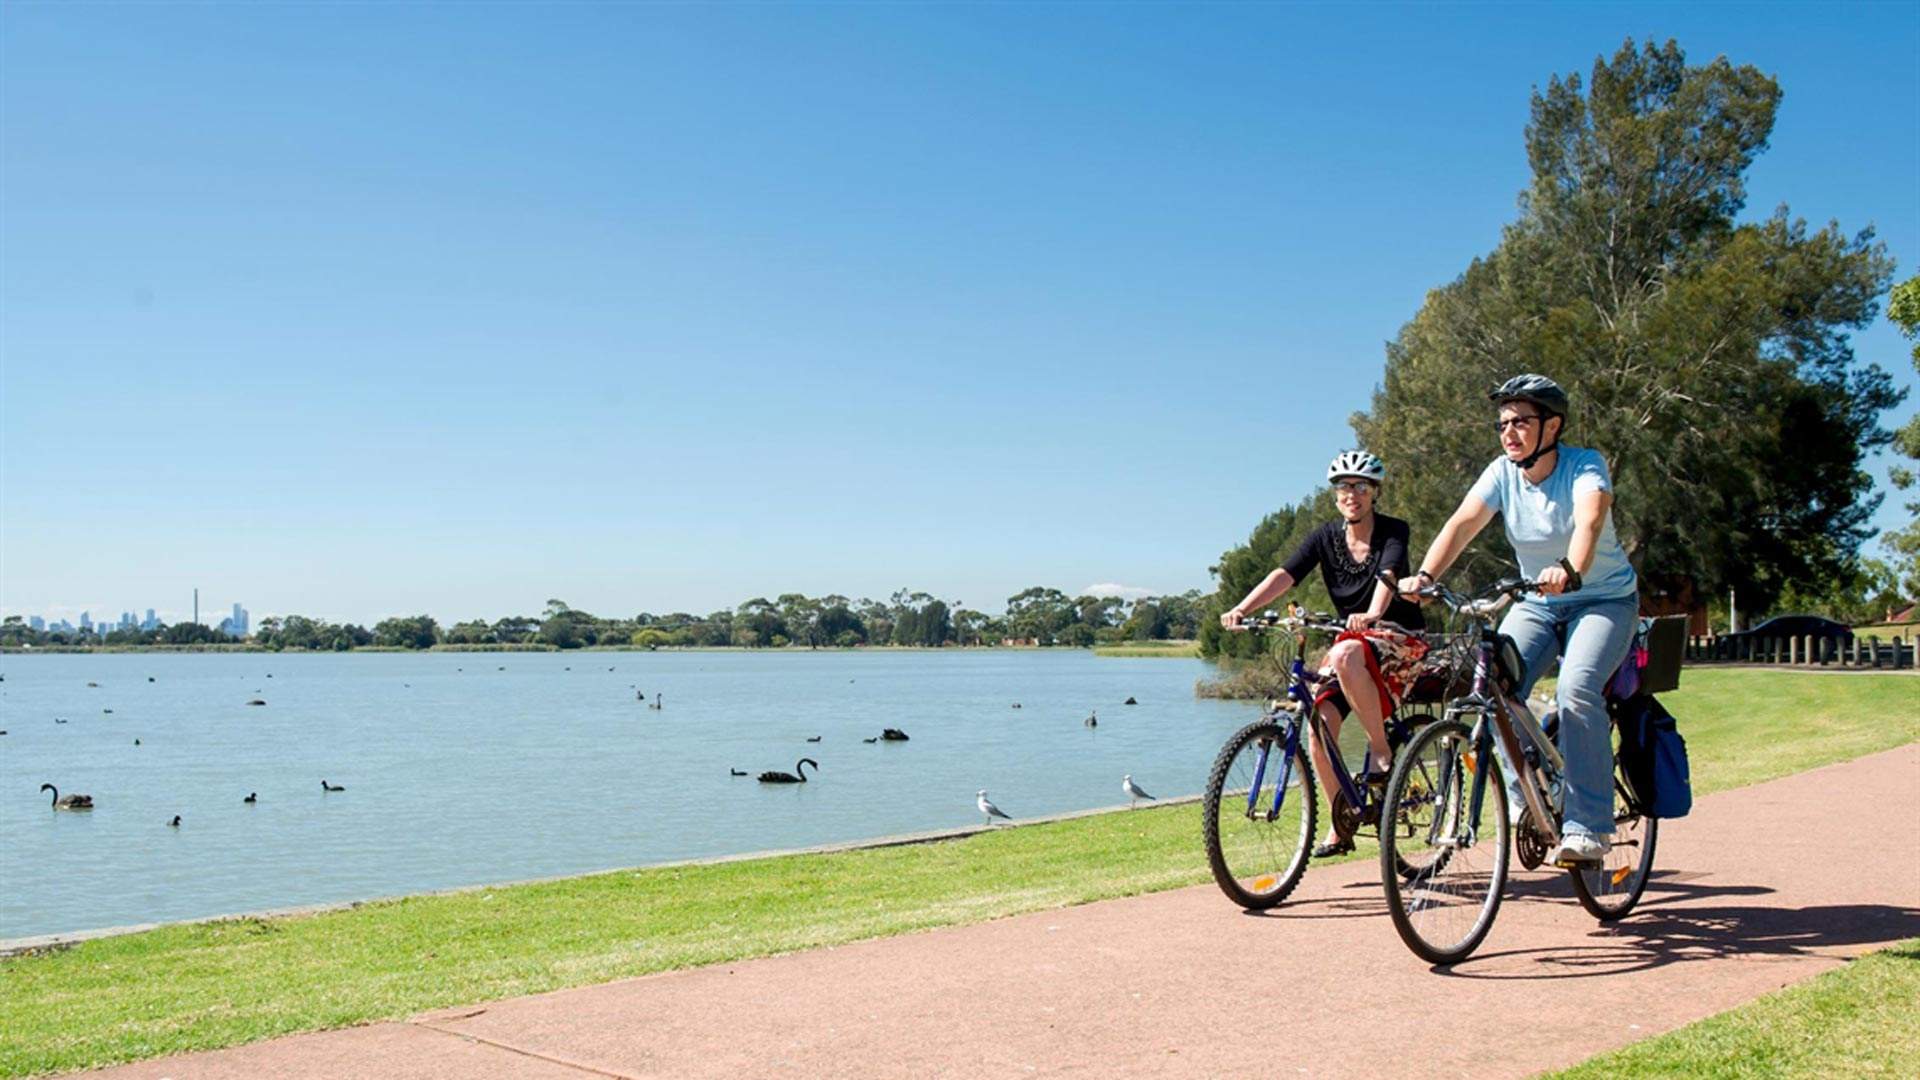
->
[3,3,1916,626]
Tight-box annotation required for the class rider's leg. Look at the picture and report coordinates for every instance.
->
[1309,698,1347,844]
[1328,638,1392,773]
[1494,601,1565,820]
[1555,596,1639,840]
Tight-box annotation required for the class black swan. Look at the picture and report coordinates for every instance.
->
[1124,696,1137,705]
[244,792,258,803]
[168,815,181,827]
[759,758,818,784]
[881,728,909,741]
[247,699,266,706]
[729,768,748,777]
[862,737,878,743]
[322,780,345,792]
[41,784,93,810]
[806,735,822,743]
[1085,711,1098,727]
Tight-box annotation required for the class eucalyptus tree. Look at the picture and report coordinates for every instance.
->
[1351,39,1900,616]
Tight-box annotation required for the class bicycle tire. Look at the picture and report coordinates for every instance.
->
[1379,716,1510,965]
[1569,750,1659,921]
[1202,718,1317,910]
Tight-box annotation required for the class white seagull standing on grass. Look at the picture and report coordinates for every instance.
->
[1123,774,1155,808]
[977,790,1012,825]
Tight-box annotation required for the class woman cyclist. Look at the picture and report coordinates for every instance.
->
[1397,374,1638,866]
[1221,451,1427,858]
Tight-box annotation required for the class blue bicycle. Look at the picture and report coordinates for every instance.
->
[1201,610,1447,909]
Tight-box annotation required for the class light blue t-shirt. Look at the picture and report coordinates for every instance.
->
[1467,445,1637,604]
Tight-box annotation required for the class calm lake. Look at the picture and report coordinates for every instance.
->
[0,649,1287,940]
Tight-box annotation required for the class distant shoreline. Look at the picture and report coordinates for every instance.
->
[0,641,1203,657]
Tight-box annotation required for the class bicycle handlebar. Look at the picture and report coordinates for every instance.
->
[1375,570,1553,620]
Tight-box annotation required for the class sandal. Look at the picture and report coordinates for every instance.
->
[1312,837,1355,859]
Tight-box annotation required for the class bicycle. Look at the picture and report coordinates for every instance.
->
[1375,575,1659,964]
[1201,609,1443,909]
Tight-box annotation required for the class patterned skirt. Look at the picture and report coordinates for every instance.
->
[1314,627,1432,716]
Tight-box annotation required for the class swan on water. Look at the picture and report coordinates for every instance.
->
[758,758,818,784]
[244,792,258,803]
[322,780,345,792]
[41,784,93,810]
[881,728,909,741]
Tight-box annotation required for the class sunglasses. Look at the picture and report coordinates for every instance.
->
[1332,480,1376,495]
[1494,414,1542,433]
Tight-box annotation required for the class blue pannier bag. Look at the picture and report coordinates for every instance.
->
[1618,694,1691,819]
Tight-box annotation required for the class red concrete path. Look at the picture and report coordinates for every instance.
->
[89,745,1920,1079]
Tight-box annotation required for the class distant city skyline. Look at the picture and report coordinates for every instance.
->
[2,5,1914,623]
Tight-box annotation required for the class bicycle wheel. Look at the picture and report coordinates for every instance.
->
[1569,737,1659,921]
[1202,718,1317,909]
[1379,716,1510,965]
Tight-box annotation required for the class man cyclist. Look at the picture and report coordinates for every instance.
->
[1397,374,1638,866]
[1221,451,1428,858]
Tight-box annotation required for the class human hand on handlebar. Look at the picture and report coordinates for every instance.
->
[1345,612,1377,632]
[1219,607,1246,630]
[1535,565,1572,595]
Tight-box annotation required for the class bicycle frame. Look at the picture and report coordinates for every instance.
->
[1244,648,1402,826]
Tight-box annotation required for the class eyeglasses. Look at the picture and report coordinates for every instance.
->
[1494,414,1541,433]
[1332,480,1376,495]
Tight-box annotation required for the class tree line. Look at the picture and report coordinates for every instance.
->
[1,588,1206,652]
[1202,41,1915,658]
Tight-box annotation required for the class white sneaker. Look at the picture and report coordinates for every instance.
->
[1549,833,1611,866]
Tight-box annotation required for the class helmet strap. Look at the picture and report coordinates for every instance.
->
[1517,416,1561,470]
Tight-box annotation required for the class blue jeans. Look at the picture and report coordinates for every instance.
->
[1498,594,1638,839]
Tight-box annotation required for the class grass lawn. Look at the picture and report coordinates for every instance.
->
[1548,938,1920,1079]
[2,669,1914,1077]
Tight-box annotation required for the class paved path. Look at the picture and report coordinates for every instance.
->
[90,745,1920,1079]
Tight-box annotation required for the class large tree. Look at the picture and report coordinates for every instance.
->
[1352,40,1900,619]
[1882,274,1920,598]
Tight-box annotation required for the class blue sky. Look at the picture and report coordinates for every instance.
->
[2,3,1916,625]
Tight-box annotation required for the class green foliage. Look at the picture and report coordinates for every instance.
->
[1197,489,1337,659]
[371,615,440,650]
[1881,274,1920,597]
[1351,39,1901,616]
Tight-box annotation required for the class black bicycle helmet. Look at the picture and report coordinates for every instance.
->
[1488,374,1568,468]
[1488,373,1569,418]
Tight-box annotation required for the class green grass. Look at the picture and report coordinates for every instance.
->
[2,669,1913,1077]
[1549,938,1920,1079]
[1092,640,1201,658]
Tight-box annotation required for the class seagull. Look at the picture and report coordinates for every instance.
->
[977,790,1012,825]
[1123,774,1156,808]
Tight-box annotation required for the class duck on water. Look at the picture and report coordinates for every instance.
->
[758,758,819,784]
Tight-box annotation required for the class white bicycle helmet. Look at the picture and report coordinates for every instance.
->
[1326,450,1385,484]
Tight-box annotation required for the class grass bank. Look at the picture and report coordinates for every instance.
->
[1549,937,1920,1079]
[3,670,1913,1076]
[1092,640,1200,658]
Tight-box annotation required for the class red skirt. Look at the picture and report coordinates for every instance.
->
[1314,627,1431,717]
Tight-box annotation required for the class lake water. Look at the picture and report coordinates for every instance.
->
[0,649,1287,940]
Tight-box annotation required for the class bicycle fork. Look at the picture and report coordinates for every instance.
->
[1245,717,1303,822]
